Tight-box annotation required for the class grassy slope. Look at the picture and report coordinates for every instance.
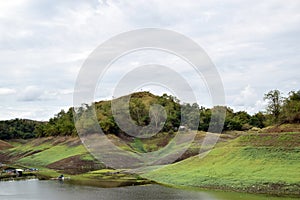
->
[2,128,300,194]
[143,132,300,195]
[17,145,87,166]
[0,136,150,186]
[4,137,89,167]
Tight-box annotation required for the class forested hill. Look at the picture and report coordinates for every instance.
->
[0,119,44,140]
[0,90,299,140]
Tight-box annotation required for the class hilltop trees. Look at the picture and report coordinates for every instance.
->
[149,104,167,130]
[1,90,300,139]
[263,89,300,124]
[181,103,200,130]
[129,98,149,126]
[280,90,300,123]
[198,107,211,131]
[34,108,76,137]
[264,90,283,123]
[0,119,42,140]
[156,93,181,132]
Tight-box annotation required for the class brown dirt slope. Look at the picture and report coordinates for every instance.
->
[0,140,13,150]
[263,123,300,133]
[46,155,104,175]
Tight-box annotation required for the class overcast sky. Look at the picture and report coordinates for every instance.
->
[0,0,299,120]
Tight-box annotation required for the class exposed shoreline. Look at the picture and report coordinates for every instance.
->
[1,129,299,197]
[1,176,299,198]
[150,180,300,198]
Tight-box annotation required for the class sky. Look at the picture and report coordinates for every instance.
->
[0,0,299,120]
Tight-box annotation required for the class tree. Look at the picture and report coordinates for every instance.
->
[280,90,300,123]
[181,103,200,130]
[209,106,227,132]
[0,119,41,139]
[250,112,265,128]
[157,94,181,132]
[149,104,166,129]
[199,107,211,131]
[264,90,283,123]
[224,107,243,131]
[129,98,148,126]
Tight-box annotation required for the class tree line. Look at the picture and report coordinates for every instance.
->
[0,90,299,140]
[0,119,43,140]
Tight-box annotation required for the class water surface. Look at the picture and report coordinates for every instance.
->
[0,180,295,200]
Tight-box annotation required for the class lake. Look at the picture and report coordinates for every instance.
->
[0,180,295,200]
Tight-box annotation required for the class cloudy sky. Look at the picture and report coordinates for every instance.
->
[0,0,299,120]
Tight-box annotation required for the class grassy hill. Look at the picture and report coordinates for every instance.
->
[1,129,300,195]
[0,137,100,172]
[143,132,300,196]
[0,131,230,171]
[1,119,300,195]
[0,136,151,186]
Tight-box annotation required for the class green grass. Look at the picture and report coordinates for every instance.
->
[18,145,88,166]
[1,137,90,168]
[144,133,300,195]
[80,153,96,161]
[10,143,52,154]
[131,138,146,153]
[65,169,150,188]
[3,132,300,195]
[36,168,61,179]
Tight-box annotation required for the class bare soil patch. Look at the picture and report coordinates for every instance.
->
[46,155,103,175]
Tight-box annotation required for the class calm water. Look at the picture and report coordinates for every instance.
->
[0,180,296,200]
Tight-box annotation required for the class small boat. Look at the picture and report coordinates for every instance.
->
[50,175,70,180]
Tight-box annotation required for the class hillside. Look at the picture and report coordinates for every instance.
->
[0,90,299,194]
[0,137,101,173]
[0,136,152,186]
[0,140,13,150]
[143,132,300,196]
[1,126,300,195]
[0,131,232,172]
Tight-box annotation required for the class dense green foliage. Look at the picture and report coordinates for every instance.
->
[79,92,181,136]
[34,108,76,137]
[263,90,300,125]
[0,90,299,139]
[280,90,300,123]
[0,119,42,140]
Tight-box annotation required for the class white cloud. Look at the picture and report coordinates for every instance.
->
[0,0,299,119]
[232,85,270,114]
[234,85,258,107]
[0,88,16,95]
[18,86,43,101]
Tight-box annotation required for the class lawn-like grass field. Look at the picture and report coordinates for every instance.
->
[143,132,300,195]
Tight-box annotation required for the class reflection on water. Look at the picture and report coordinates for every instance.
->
[0,180,295,200]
